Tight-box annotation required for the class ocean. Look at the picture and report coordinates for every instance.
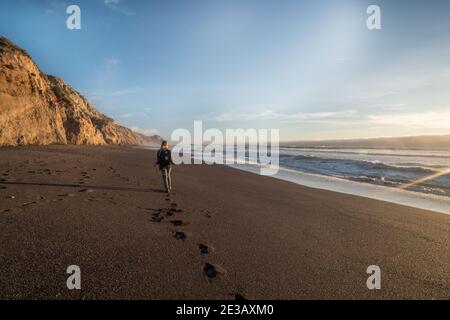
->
[279,148,450,198]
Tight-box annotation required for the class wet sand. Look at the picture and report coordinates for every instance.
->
[0,145,449,299]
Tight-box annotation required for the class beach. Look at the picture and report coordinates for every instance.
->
[0,145,449,299]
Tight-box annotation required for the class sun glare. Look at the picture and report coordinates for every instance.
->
[399,167,450,191]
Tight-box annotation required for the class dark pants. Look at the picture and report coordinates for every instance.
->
[160,166,172,192]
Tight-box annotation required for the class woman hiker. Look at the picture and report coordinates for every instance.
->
[156,140,174,194]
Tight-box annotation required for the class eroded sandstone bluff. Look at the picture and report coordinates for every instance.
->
[0,36,146,146]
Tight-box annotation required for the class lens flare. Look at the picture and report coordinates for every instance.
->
[399,167,450,191]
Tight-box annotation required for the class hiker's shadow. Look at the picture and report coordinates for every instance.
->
[0,181,166,193]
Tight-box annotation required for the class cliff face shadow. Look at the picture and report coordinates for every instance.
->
[0,181,163,193]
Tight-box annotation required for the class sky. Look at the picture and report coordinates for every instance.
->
[1,0,450,141]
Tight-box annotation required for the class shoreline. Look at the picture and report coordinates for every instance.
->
[229,163,450,216]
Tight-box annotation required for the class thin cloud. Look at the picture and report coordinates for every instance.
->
[368,109,450,129]
[104,0,135,16]
[85,86,142,101]
[116,111,151,119]
[89,58,122,86]
[205,109,359,124]
[129,126,160,136]
[105,58,120,72]
[104,0,120,5]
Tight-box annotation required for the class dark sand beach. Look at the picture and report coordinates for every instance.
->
[0,145,449,299]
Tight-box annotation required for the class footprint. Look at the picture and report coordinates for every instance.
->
[58,193,75,198]
[170,220,190,227]
[234,294,247,300]
[151,216,164,223]
[166,208,179,216]
[201,209,214,218]
[151,210,164,221]
[203,263,226,281]
[174,231,187,240]
[21,201,36,207]
[199,244,213,254]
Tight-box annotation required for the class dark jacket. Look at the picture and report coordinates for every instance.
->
[156,148,173,169]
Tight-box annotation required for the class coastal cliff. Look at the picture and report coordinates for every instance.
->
[0,36,150,146]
